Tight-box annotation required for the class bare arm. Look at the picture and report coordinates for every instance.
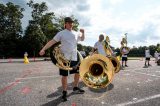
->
[108,46,113,54]
[90,47,98,55]
[80,29,85,41]
[39,39,57,56]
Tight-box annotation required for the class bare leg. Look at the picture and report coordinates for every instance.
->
[61,76,68,101]
[148,60,150,66]
[72,73,85,93]
[73,73,80,87]
[61,76,67,91]
[145,60,147,66]
[122,60,124,67]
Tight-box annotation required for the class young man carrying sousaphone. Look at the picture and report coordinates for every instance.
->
[39,17,85,101]
[92,34,120,73]
[120,36,130,68]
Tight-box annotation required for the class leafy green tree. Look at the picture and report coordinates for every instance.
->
[0,2,24,58]
[23,0,80,57]
[149,45,156,56]
[54,15,79,32]
[23,0,52,57]
[23,21,46,57]
[40,13,57,40]
[77,43,83,51]
[156,44,160,52]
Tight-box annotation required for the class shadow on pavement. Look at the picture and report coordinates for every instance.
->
[42,82,114,106]
[42,81,85,106]
[88,83,114,93]
[42,92,82,106]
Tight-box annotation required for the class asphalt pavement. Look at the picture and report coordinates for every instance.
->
[0,58,160,106]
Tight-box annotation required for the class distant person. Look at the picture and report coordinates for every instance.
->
[157,52,160,66]
[121,47,129,67]
[120,37,130,68]
[93,34,106,55]
[154,51,159,63]
[144,48,151,68]
[93,34,113,55]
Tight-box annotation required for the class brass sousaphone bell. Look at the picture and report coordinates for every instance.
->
[103,36,121,73]
[79,35,120,89]
[79,54,115,89]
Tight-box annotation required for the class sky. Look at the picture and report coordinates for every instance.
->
[1,0,160,48]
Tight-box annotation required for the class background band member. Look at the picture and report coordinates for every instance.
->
[93,34,114,56]
[39,17,85,101]
[154,51,159,63]
[121,47,129,67]
[93,34,106,55]
[144,48,151,67]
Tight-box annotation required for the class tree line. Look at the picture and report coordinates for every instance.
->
[0,0,159,58]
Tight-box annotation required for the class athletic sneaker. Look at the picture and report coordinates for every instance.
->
[143,65,148,68]
[73,87,85,94]
[62,91,67,102]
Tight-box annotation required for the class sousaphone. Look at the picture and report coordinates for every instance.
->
[120,35,130,55]
[103,36,121,73]
[79,54,115,89]
[50,42,83,71]
[79,35,120,89]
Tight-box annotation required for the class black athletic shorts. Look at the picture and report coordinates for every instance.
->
[145,57,150,61]
[122,57,127,61]
[59,61,79,76]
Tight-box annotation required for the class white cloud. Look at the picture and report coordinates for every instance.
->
[109,0,125,5]
[80,0,160,47]
[2,0,160,48]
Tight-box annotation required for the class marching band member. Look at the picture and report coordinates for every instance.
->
[144,48,151,68]
[39,17,85,101]
[121,47,129,67]
[93,34,113,56]
[93,34,106,55]
[154,51,159,63]
[120,37,130,68]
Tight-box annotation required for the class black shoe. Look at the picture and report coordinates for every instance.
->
[143,65,148,68]
[62,91,67,102]
[125,65,128,67]
[148,64,152,66]
[73,87,85,94]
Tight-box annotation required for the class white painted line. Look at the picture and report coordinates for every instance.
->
[15,75,59,80]
[116,94,160,106]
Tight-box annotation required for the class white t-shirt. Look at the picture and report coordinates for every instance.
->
[122,48,128,57]
[94,41,106,56]
[145,49,150,58]
[53,29,81,61]
[154,52,159,58]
